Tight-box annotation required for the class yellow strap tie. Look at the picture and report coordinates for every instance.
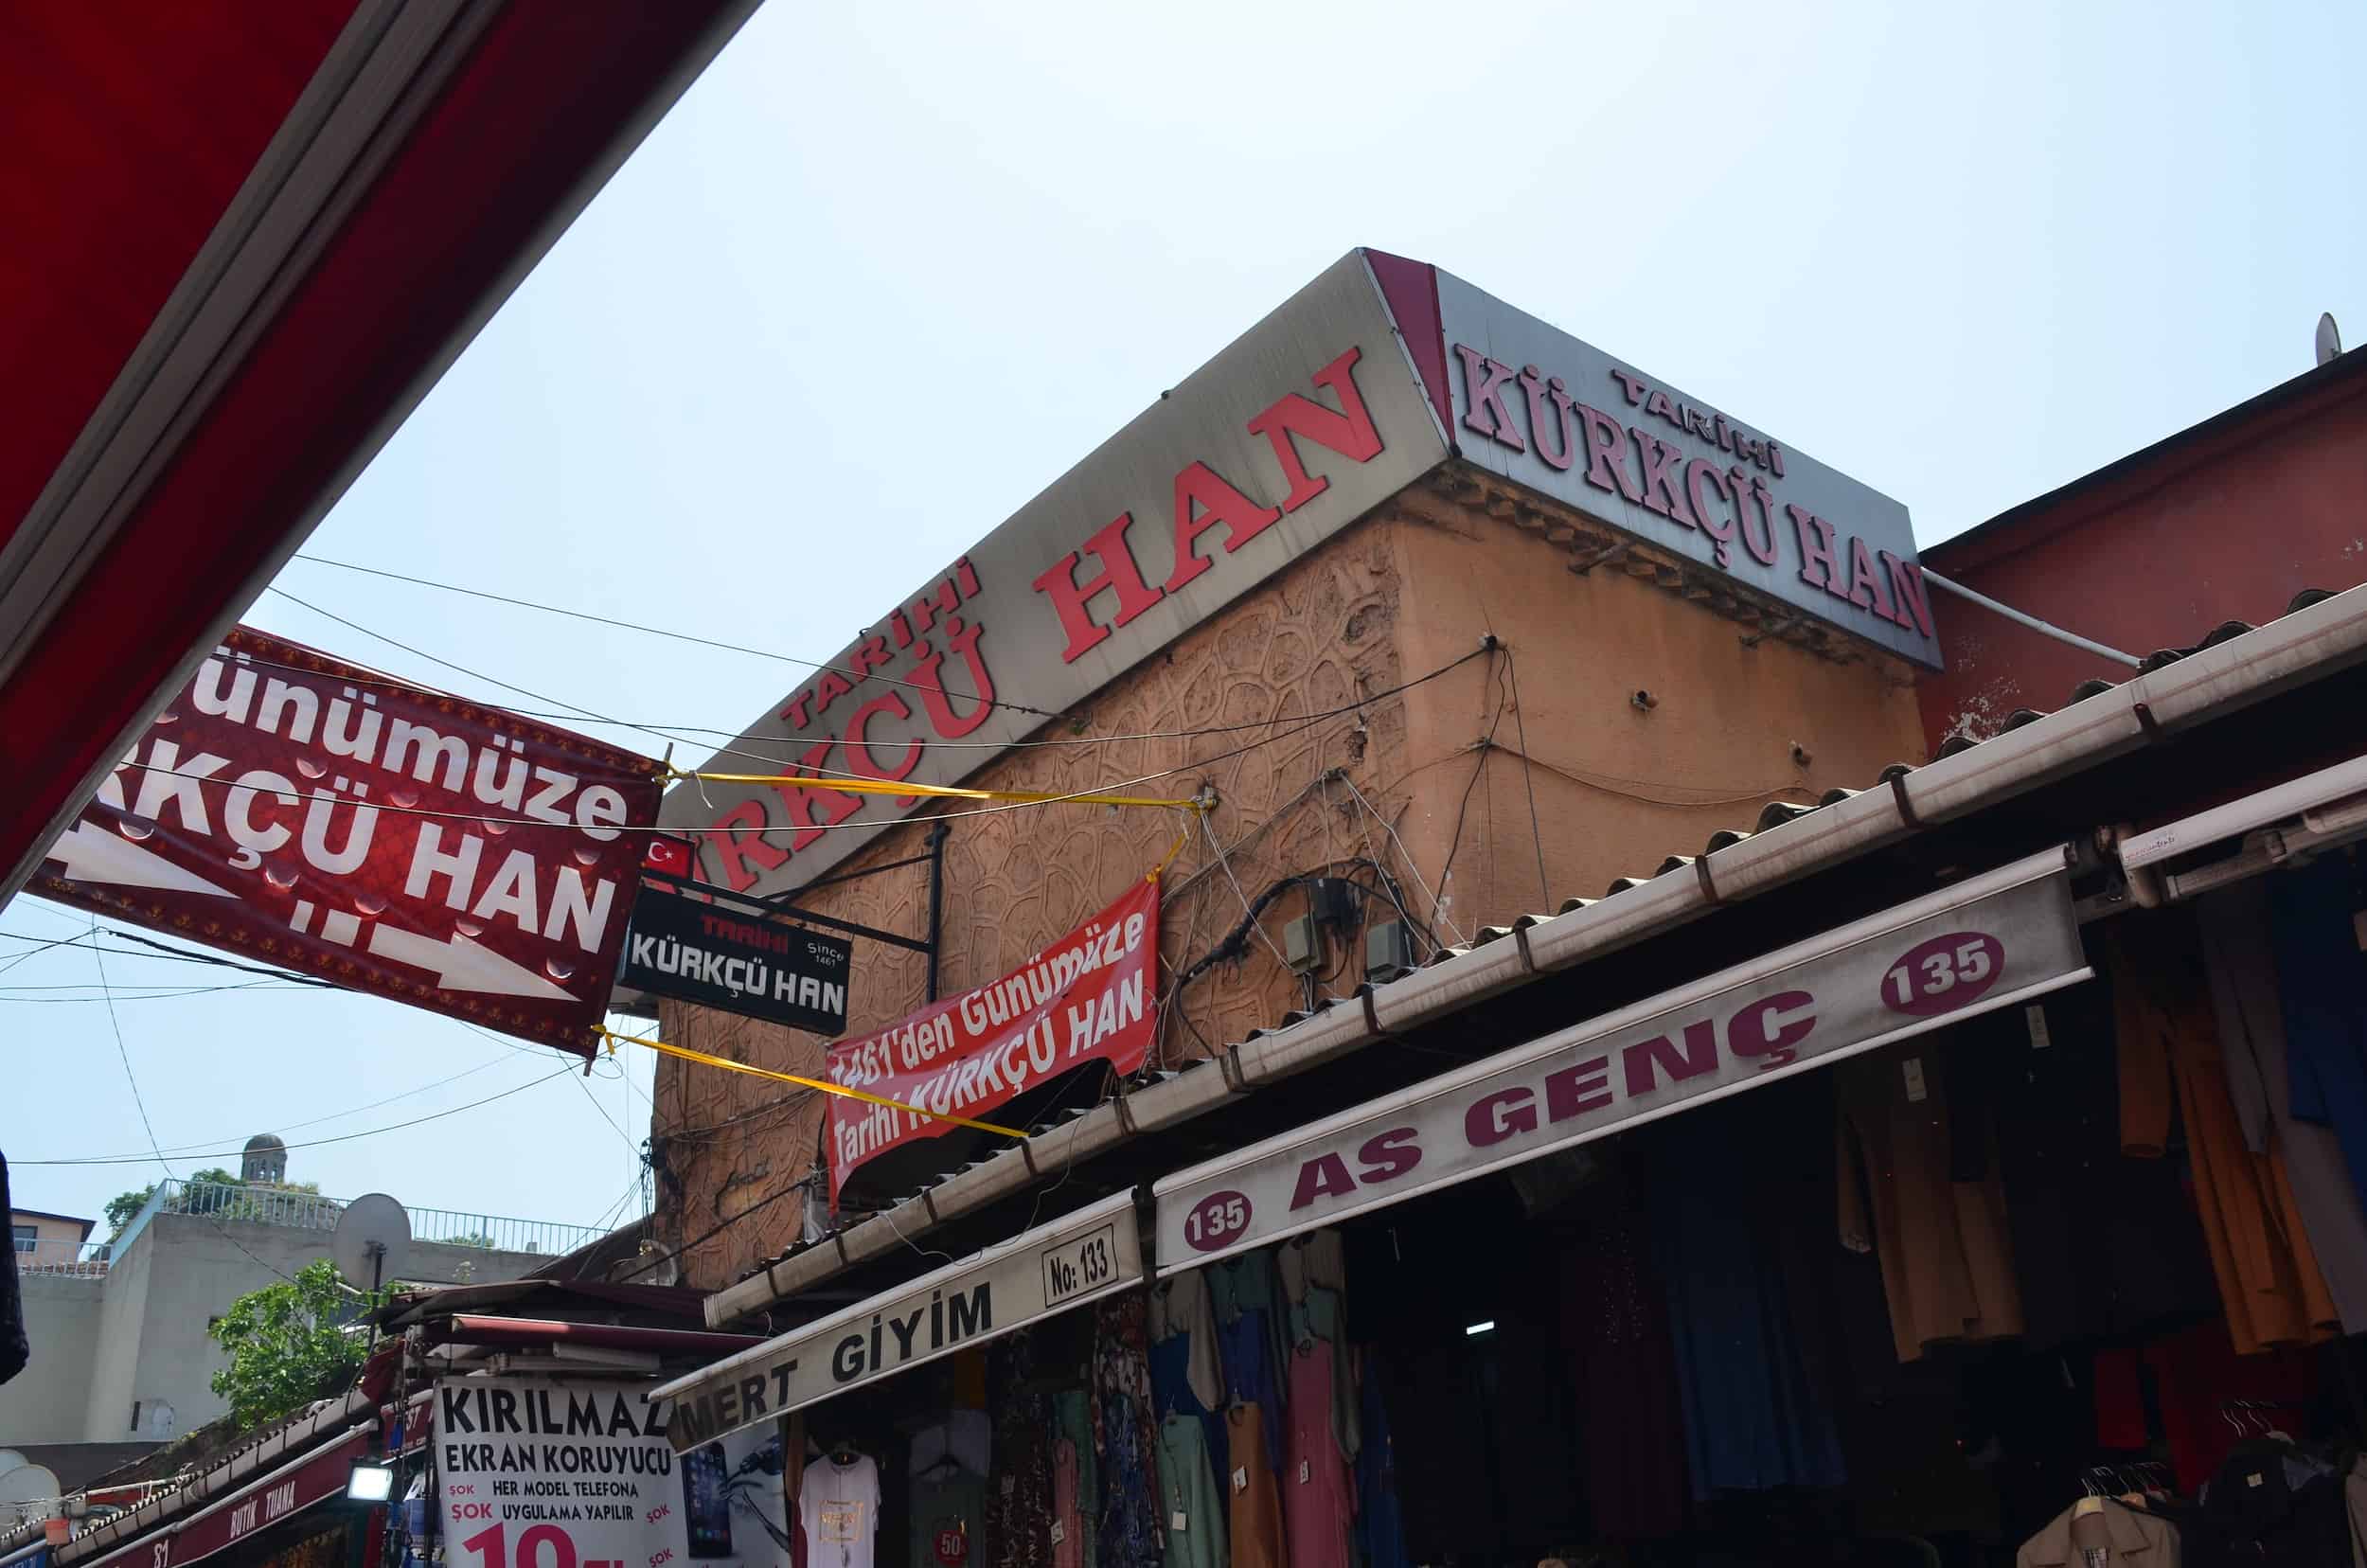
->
[675,767,1200,813]
[603,1027,1026,1139]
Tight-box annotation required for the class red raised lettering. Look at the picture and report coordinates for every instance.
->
[1880,551,1935,638]
[1632,432,1697,526]
[1245,347,1383,513]
[1290,1151,1357,1211]
[1543,1055,1613,1121]
[1452,344,1524,453]
[1621,1019,1718,1097]
[1357,1127,1421,1184]
[1464,1087,1538,1148]
[1576,404,1644,503]
[775,739,863,850]
[1788,504,1847,600]
[845,691,922,803]
[706,799,787,893]
[1031,513,1166,664]
[1164,461,1282,593]
[1727,989,1816,1069]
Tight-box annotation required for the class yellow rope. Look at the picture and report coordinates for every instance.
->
[602,1027,1026,1139]
[673,767,1199,813]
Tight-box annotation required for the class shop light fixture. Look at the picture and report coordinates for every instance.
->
[1465,1320,1496,1337]
[345,1460,397,1504]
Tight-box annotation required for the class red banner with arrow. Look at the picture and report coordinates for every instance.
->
[35,626,665,1054]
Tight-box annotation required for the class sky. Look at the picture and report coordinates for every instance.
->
[9,0,2364,1241]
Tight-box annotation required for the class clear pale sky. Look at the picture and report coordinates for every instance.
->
[9,0,2362,1239]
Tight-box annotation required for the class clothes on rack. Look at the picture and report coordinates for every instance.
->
[2015,1498,2180,1568]
[1156,1412,1227,1568]
[1224,1401,1288,1568]
[1837,1041,2024,1360]
[2201,880,2367,1334]
[798,1453,881,1568]
[2111,911,2341,1354]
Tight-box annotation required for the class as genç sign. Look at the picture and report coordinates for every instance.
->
[37,626,664,1054]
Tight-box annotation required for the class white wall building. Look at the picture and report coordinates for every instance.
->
[0,1164,600,1470]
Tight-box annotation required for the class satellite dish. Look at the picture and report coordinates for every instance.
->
[0,1466,59,1522]
[330,1194,411,1292]
[0,1452,26,1479]
[2318,312,2342,367]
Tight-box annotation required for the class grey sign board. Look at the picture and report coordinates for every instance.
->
[1433,268,1941,668]
[653,1192,1144,1451]
[659,252,1451,899]
[1153,847,2081,1270]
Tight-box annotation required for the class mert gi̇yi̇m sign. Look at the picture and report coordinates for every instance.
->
[658,1193,1143,1452]
[38,627,662,1054]
[1155,847,2084,1266]
[826,880,1158,1203]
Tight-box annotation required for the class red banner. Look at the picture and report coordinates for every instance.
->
[828,879,1160,1202]
[37,626,664,1054]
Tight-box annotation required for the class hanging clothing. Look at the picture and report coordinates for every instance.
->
[2266,856,2367,1212]
[1217,1306,1285,1472]
[1224,1402,1288,1568]
[798,1455,881,1568]
[1209,1249,1290,1399]
[1557,1198,1689,1540]
[1282,1338,1357,1568]
[2200,881,2367,1333]
[1286,1285,1359,1461]
[1050,1439,1082,1568]
[2015,1498,2180,1567]
[1148,1271,1224,1414]
[1277,1228,1345,1306]
[2343,1455,2367,1568]
[1148,1328,1227,1484]
[1951,969,2219,1349]
[909,1411,994,1482]
[1091,1295,1164,1568]
[910,1466,988,1568]
[1050,1391,1096,1568]
[1156,1413,1227,1568]
[1353,1346,1412,1568]
[985,1334,1054,1568]
[2111,912,2340,1354]
[1837,1042,2024,1360]
[1652,1087,1846,1498]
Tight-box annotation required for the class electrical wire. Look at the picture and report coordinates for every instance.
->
[1503,650,1551,910]
[107,644,1491,837]
[282,554,1063,720]
[16,1063,579,1166]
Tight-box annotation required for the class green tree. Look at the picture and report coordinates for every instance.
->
[206,1258,383,1428]
[103,1185,156,1236]
[437,1231,497,1249]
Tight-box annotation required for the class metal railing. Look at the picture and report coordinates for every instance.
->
[14,1237,108,1276]
[98,1179,603,1263]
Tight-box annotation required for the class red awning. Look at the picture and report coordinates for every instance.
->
[0,0,759,904]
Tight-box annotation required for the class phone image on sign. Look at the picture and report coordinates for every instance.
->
[681,1446,734,1558]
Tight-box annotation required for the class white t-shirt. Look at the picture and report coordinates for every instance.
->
[798,1454,881,1568]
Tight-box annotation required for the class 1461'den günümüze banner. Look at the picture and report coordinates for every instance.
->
[38,627,664,1054]
[827,878,1158,1203]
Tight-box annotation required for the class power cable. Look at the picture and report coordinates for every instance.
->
[283,554,1063,720]
[109,644,1491,837]
[17,1063,578,1166]
[1503,650,1551,911]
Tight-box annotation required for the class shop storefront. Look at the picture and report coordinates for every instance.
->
[661,736,2367,1563]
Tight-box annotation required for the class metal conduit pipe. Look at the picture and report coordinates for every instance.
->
[703,582,2367,1328]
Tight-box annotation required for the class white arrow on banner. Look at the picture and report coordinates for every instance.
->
[47,822,235,897]
[365,924,577,1001]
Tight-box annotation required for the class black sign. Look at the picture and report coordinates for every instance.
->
[618,881,852,1034]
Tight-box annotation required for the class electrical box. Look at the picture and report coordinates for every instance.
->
[1282,912,1322,973]
[1364,919,1415,980]
[1308,876,1359,931]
